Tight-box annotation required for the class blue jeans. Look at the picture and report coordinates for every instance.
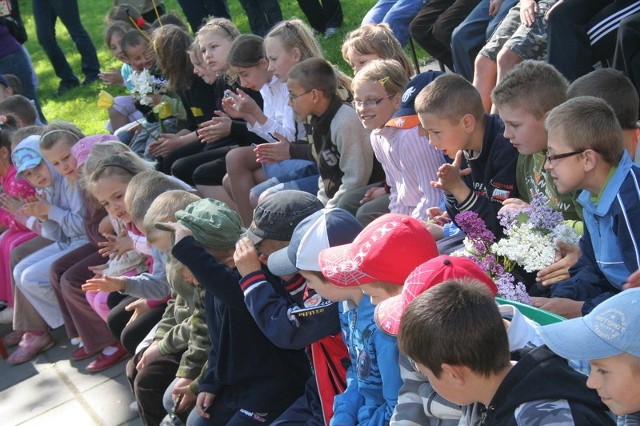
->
[450,0,517,80]
[177,0,231,32]
[0,46,46,123]
[362,0,426,46]
[32,0,100,85]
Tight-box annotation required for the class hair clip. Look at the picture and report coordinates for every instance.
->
[135,17,146,28]
[378,76,389,87]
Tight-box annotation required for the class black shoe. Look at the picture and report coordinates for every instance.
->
[82,76,100,87]
[54,80,80,96]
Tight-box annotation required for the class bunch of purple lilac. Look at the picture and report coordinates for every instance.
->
[455,211,531,304]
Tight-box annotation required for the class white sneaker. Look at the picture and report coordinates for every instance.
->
[0,307,14,324]
[129,401,138,412]
[324,27,339,37]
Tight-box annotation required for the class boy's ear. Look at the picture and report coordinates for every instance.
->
[441,363,468,385]
[582,149,600,172]
[461,114,476,133]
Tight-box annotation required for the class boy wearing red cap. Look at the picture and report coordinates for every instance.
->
[398,278,613,425]
[316,213,439,424]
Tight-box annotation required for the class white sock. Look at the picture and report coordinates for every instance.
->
[102,346,118,356]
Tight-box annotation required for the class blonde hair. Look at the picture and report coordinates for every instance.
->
[342,24,413,78]
[352,59,409,97]
[265,19,324,63]
[125,171,186,224]
[197,17,240,43]
[545,96,624,166]
[40,121,84,151]
[143,190,201,237]
[81,140,154,187]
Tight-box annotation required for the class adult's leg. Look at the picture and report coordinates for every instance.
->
[410,0,456,67]
[546,0,612,81]
[32,0,78,85]
[259,0,284,34]
[588,0,640,67]
[49,0,100,80]
[362,0,396,26]
[451,0,493,80]
[383,0,426,46]
[431,0,483,70]
[0,48,44,122]
[614,13,640,98]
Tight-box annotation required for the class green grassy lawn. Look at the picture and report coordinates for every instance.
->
[17,0,423,134]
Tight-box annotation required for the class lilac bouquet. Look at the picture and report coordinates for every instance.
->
[454,211,531,304]
[493,194,580,274]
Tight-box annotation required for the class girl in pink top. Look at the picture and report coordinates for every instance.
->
[0,115,37,310]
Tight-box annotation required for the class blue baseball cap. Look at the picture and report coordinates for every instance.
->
[12,137,44,174]
[0,75,9,88]
[386,71,444,129]
[540,288,640,360]
[267,208,363,276]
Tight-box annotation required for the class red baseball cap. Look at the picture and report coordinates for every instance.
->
[318,213,438,287]
[375,255,498,335]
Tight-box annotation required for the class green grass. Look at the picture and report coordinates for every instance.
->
[18,0,423,133]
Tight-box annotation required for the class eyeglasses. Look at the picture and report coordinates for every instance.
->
[546,150,584,164]
[352,93,394,109]
[288,89,313,102]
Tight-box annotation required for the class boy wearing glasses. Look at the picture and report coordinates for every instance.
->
[260,57,379,208]
[415,73,519,236]
[534,96,640,317]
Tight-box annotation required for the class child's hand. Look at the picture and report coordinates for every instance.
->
[21,194,51,220]
[197,111,232,144]
[625,269,640,289]
[536,241,580,285]
[155,221,192,245]
[136,341,160,370]
[88,263,108,278]
[124,298,151,327]
[148,93,163,107]
[196,392,216,419]
[221,89,262,124]
[489,0,504,16]
[500,198,530,212]
[426,207,450,226]
[98,215,114,236]
[233,237,262,277]
[254,132,291,164]
[82,275,126,292]
[431,150,471,199]
[530,297,584,318]
[98,67,125,86]
[425,222,444,241]
[172,378,196,414]
[0,194,23,215]
[99,228,133,259]
[148,133,184,157]
[360,186,387,204]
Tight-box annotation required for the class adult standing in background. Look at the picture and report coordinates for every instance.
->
[32,0,100,96]
[296,0,343,37]
[0,0,46,122]
[238,0,283,36]
[176,0,231,32]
